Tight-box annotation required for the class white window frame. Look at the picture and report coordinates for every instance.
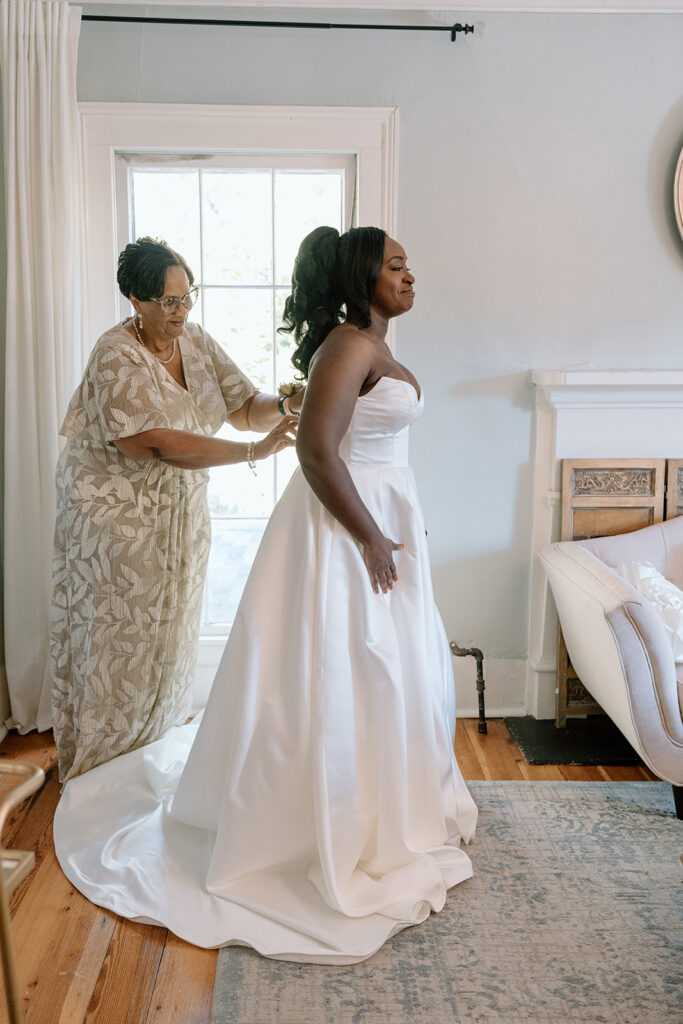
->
[113,151,357,326]
[80,103,398,345]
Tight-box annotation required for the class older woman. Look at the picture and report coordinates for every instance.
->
[50,236,301,782]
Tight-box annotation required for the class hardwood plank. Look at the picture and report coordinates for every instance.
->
[597,765,659,782]
[55,913,117,1024]
[462,719,525,781]
[460,718,491,778]
[8,767,61,915]
[454,719,485,781]
[0,730,57,772]
[486,719,529,778]
[7,770,60,929]
[7,844,112,1024]
[84,919,167,1024]
[143,933,216,1024]
[517,762,565,781]
[0,734,57,857]
[558,765,603,781]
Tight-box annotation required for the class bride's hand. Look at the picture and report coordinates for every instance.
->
[254,416,298,460]
[362,536,403,594]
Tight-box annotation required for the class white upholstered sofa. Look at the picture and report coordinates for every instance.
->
[540,517,683,818]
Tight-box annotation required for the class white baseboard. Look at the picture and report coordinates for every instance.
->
[457,706,529,719]
[452,655,527,719]
[526,656,559,720]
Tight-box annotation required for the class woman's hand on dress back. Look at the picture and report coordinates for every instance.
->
[361,536,403,595]
[254,416,298,461]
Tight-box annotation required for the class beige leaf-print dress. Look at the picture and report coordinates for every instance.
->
[50,322,256,782]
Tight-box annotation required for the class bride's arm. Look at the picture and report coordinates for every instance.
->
[297,330,401,594]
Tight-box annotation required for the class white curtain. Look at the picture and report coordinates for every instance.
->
[0,0,86,732]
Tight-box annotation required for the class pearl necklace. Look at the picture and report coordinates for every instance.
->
[132,315,177,365]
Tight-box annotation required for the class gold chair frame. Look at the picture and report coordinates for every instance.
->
[0,761,45,1023]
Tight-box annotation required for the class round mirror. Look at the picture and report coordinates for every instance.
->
[675,145,683,241]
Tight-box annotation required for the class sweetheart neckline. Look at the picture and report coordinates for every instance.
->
[358,376,422,403]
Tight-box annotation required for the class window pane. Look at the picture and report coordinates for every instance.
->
[204,287,276,518]
[275,447,299,501]
[207,451,272,518]
[274,171,344,286]
[130,170,201,277]
[275,287,296,383]
[274,288,302,499]
[203,287,274,391]
[204,519,268,625]
[202,170,272,286]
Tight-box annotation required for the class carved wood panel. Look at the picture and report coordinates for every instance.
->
[561,459,665,542]
[570,467,656,496]
[665,460,683,520]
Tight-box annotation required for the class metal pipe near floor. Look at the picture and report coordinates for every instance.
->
[449,641,488,734]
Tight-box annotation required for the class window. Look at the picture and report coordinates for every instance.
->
[81,101,397,684]
[116,152,355,628]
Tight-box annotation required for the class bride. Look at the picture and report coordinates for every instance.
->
[54,225,478,965]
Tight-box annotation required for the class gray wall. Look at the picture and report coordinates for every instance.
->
[2,9,683,697]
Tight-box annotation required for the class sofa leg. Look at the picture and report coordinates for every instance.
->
[673,786,683,820]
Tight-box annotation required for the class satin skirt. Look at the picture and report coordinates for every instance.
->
[54,466,477,964]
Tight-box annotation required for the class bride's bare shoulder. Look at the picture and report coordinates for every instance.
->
[309,324,374,374]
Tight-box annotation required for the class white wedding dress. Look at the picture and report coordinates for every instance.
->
[54,376,478,965]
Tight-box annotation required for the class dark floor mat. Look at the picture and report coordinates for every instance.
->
[504,715,642,765]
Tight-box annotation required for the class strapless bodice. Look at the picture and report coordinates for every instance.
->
[338,376,423,468]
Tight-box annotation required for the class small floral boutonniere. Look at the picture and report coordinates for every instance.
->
[277,380,305,399]
[277,379,305,417]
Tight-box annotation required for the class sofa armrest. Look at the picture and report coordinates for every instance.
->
[539,542,683,786]
[605,599,683,783]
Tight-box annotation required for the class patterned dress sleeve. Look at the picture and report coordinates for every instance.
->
[61,333,172,442]
[200,328,258,417]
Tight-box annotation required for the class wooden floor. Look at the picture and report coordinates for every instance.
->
[0,720,656,1024]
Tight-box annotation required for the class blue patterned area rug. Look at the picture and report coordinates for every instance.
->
[210,782,681,1024]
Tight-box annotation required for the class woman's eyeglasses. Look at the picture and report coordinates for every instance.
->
[150,287,200,314]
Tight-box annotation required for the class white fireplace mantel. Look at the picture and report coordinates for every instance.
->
[532,370,683,410]
[526,369,683,719]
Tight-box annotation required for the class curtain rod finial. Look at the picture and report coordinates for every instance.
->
[450,22,475,43]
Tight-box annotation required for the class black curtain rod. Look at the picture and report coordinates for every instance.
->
[82,14,474,43]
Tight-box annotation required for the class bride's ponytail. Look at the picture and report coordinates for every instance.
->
[280,227,342,378]
[279,224,386,378]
